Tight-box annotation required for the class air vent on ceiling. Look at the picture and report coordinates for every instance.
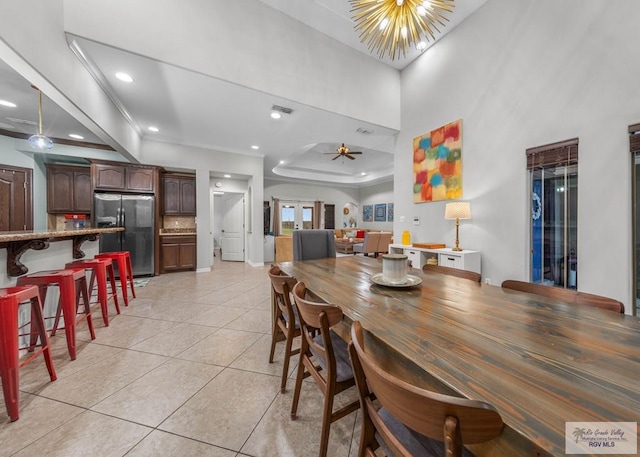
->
[356,127,375,135]
[271,104,294,115]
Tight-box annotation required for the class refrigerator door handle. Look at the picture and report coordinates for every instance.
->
[121,208,126,242]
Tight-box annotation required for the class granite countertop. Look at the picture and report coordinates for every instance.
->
[159,228,196,236]
[0,227,124,243]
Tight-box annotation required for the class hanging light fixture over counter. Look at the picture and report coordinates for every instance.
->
[28,85,53,150]
[349,0,455,61]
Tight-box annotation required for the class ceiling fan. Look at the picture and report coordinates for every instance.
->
[324,143,363,160]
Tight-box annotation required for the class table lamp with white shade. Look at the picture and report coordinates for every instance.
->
[444,202,471,251]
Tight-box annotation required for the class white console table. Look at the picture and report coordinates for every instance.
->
[388,244,481,274]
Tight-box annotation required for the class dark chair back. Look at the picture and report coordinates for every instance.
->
[422,264,481,283]
[348,321,503,457]
[292,230,336,261]
[501,280,624,313]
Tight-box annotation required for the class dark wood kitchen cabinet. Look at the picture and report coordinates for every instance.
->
[92,162,157,193]
[162,174,196,215]
[160,235,196,272]
[46,164,91,213]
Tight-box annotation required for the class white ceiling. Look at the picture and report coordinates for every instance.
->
[0,0,486,186]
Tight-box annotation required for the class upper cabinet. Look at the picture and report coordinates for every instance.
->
[46,164,91,213]
[92,162,157,193]
[162,174,196,215]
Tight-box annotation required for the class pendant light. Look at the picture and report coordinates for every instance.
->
[28,85,53,150]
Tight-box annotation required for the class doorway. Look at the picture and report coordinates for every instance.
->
[220,193,245,261]
[0,164,33,231]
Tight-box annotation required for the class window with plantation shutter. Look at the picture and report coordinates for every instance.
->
[528,139,578,289]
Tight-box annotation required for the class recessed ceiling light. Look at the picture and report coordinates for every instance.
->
[251,145,259,150]
[115,72,134,83]
[270,112,282,120]
[0,100,17,108]
[279,160,285,164]
[69,134,84,140]
[148,126,159,132]
[361,172,367,176]
[223,174,231,178]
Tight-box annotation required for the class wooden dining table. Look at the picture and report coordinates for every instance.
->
[278,256,640,457]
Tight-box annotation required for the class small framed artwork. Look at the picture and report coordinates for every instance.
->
[363,205,373,222]
[374,203,386,222]
[387,203,394,222]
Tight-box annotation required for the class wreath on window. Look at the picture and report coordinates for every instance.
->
[532,192,542,220]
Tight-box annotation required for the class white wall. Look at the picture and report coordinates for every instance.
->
[140,139,264,269]
[264,178,394,231]
[264,178,360,229]
[0,0,142,159]
[358,181,394,231]
[63,0,401,131]
[396,0,640,310]
[0,135,125,229]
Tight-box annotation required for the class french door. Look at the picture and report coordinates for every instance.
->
[279,202,314,235]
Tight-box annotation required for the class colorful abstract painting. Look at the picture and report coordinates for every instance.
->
[413,119,462,203]
[387,203,394,222]
[363,205,373,222]
[374,204,386,222]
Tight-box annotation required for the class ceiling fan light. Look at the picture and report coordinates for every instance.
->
[28,134,53,150]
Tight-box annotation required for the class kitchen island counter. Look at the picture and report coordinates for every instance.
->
[0,227,124,276]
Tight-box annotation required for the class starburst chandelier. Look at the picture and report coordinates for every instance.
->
[349,0,455,61]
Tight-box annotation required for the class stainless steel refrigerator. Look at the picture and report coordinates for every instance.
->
[94,193,155,276]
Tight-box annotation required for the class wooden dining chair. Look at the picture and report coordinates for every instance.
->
[267,265,301,393]
[348,320,504,457]
[422,264,482,283]
[290,281,360,457]
[501,280,624,313]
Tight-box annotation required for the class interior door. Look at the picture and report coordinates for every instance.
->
[0,165,32,231]
[221,194,245,261]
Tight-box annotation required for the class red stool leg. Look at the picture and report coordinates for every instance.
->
[105,261,121,315]
[117,256,130,306]
[29,295,56,382]
[125,253,136,299]
[93,265,110,326]
[58,275,78,360]
[0,298,20,421]
[75,275,96,340]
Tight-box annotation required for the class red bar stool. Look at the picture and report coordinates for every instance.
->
[95,251,136,306]
[66,258,121,326]
[0,285,57,421]
[17,268,96,361]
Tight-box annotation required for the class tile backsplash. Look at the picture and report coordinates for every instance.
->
[163,215,196,229]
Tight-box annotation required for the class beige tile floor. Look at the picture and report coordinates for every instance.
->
[0,258,362,457]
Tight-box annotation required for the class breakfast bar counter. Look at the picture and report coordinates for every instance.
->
[0,227,124,276]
